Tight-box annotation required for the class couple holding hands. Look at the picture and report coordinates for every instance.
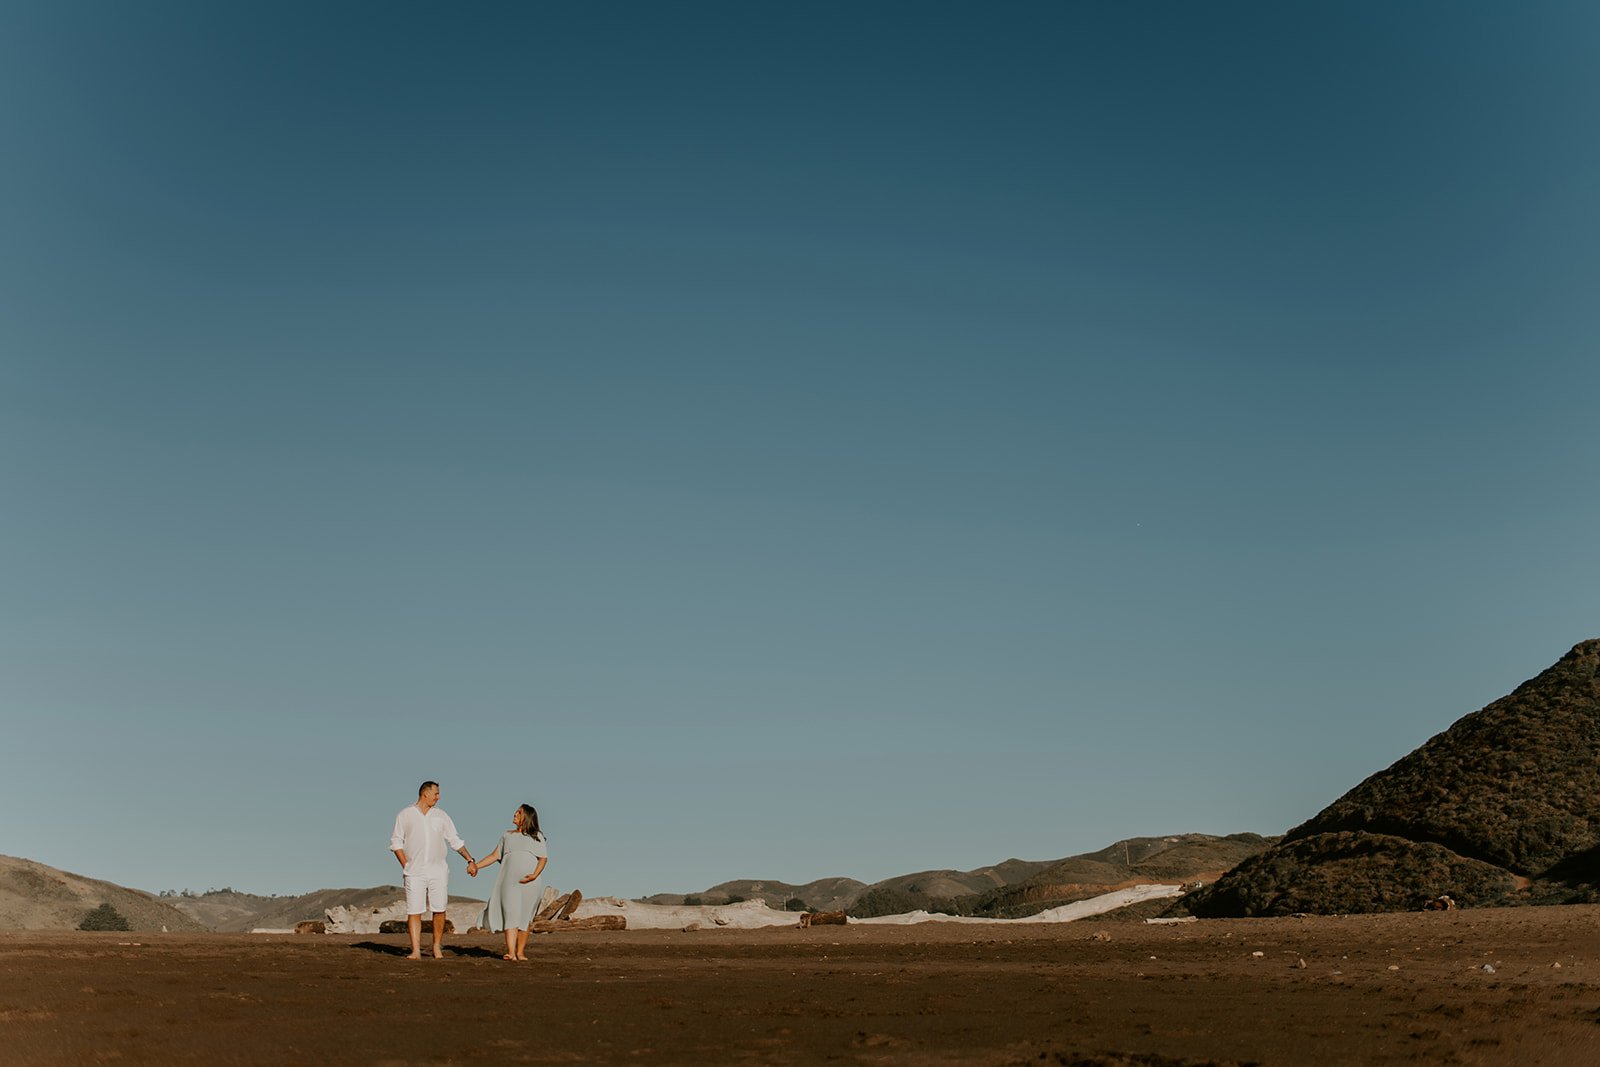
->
[389,781,548,961]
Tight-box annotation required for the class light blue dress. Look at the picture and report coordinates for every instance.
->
[481,831,547,932]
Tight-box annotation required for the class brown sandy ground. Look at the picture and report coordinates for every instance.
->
[6,906,1600,1065]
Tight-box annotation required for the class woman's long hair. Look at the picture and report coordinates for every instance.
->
[517,804,543,840]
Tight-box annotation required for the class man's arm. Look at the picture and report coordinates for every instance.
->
[442,813,474,868]
[390,810,409,869]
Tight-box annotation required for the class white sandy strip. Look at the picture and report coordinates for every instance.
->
[851,884,1187,925]
[568,885,1186,930]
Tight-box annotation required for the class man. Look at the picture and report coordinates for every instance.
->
[389,781,475,960]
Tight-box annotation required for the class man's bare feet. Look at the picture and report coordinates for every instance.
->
[432,950,445,959]
[515,955,528,962]
[405,952,422,960]
[502,953,516,961]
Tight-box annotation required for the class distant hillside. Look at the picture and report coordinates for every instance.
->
[159,888,283,932]
[845,857,1056,917]
[0,856,209,932]
[964,834,1274,919]
[166,886,483,931]
[862,857,1058,906]
[639,862,1059,914]
[1188,639,1600,917]
[642,835,1266,920]
[641,876,866,913]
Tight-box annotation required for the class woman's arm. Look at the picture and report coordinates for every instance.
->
[474,844,502,871]
[519,856,547,884]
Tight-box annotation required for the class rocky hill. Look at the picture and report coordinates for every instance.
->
[1187,639,1600,917]
[0,856,209,932]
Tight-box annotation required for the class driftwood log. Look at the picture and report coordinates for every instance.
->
[798,910,847,927]
[535,889,584,922]
[293,920,326,935]
[536,885,559,916]
[530,914,626,933]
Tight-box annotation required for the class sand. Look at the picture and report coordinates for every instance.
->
[6,904,1600,1065]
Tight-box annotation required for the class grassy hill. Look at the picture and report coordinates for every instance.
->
[1188,639,1600,917]
[157,888,282,932]
[164,885,483,931]
[0,855,209,932]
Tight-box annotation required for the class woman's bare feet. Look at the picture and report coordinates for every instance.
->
[405,952,422,960]
[502,953,516,961]
[514,955,529,961]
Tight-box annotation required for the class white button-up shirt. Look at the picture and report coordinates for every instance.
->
[389,805,466,875]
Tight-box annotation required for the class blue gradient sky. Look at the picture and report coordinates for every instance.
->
[5,2,1599,899]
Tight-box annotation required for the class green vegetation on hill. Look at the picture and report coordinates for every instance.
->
[78,903,131,931]
[1292,643,1600,876]
[848,884,965,918]
[1187,832,1518,917]
[1188,639,1600,918]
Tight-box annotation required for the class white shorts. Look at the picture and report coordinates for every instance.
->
[404,870,449,915]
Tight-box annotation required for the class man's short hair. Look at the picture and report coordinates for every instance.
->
[419,780,439,797]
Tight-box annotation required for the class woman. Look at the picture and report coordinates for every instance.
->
[469,804,547,961]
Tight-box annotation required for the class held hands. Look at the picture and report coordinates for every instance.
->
[467,861,479,877]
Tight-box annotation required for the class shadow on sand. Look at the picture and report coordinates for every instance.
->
[350,941,503,959]
[443,944,503,959]
[350,941,412,957]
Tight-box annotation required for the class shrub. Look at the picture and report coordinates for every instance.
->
[79,903,132,931]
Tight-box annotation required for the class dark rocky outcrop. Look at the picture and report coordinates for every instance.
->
[1188,639,1600,917]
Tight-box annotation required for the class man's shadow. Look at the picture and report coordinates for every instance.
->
[350,941,501,959]
[350,941,410,956]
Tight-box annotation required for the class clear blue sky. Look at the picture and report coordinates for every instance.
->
[5,2,1598,900]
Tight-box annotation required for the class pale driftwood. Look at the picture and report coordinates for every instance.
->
[530,914,625,933]
[293,920,326,935]
[556,888,584,920]
[535,891,574,922]
[799,910,847,927]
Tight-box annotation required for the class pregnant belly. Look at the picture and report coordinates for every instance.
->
[503,853,539,880]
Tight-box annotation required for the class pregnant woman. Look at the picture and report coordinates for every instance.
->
[469,804,548,961]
